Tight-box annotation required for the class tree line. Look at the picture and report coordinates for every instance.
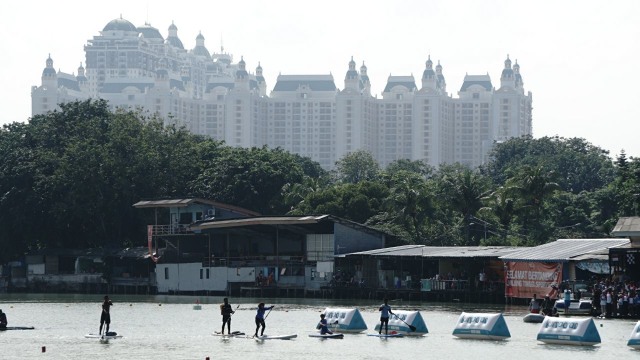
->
[0,100,637,262]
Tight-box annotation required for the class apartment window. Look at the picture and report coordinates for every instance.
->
[473,93,479,99]
[164,267,169,280]
[200,269,203,279]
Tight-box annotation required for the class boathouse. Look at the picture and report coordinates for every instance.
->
[335,245,522,302]
[135,198,388,296]
[500,238,629,300]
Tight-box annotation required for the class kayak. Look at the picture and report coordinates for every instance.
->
[254,334,297,340]
[367,333,404,338]
[309,333,344,339]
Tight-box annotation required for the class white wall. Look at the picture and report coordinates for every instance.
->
[155,263,255,293]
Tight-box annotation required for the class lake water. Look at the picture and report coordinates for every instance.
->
[0,293,637,359]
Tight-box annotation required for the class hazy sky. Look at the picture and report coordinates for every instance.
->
[1,0,638,158]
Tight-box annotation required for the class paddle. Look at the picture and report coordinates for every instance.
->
[393,313,416,332]
[264,305,274,319]
[231,304,240,315]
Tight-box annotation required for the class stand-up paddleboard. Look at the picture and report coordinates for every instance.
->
[0,326,35,331]
[367,333,404,338]
[213,331,246,337]
[308,333,344,339]
[254,334,297,340]
[85,332,122,340]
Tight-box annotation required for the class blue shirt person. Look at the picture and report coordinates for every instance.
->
[318,314,333,335]
[378,298,394,334]
[254,303,274,337]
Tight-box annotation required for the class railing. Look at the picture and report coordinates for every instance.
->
[150,224,190,235]
[421,279,470,291]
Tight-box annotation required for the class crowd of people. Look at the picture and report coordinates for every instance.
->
[528,277,640,319]
[590,278,640,318]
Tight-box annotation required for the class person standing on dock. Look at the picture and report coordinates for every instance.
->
[99,295,113,335]
[378,298,393,335]
[254,303,274,337]
[563,289,572,315]
[220,298,235,334]
[0,309,7,329]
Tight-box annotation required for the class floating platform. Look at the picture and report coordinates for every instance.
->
[627,320,640,349]
[322,308,368,333]
[373,310,428,336]
[537,317,600,346]
[452,312,510,340]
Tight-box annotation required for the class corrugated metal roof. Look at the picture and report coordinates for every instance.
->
[346,245,522,258]
[191,215,331,230]
[500,239,629,261]
[132,198,260,216]
[612,217,640,237]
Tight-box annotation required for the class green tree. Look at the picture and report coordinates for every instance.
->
[333,150,380,184]
[435,164,492,246]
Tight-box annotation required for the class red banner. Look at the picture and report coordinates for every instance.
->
[504,262,562,299]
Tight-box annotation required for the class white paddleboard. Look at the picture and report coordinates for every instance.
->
[85,333,123,340]
[254,334,297,340]
[309,333,344,339]
[367,333,404,338]
[212,331,246,337]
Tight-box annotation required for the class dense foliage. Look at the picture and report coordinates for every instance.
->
[0,100,637,262]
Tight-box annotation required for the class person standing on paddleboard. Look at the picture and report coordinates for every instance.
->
[220,297,235,334]
[99,295,113,335]
[254,302,274,337]
[0,309,7,330]
[378,298,393,335]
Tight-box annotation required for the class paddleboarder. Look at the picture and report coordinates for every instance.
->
[254,302,274,337]
[0,309,7,330]
[318,314,333,335]
[220,298,235,334]
[378,298,394,335]
[99,295,113,335]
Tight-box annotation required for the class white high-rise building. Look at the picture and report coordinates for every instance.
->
[31,17,532,170]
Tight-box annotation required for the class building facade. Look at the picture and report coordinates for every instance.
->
[31,17,532,170]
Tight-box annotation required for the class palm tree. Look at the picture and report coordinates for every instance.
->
[385,171,433,244]
[507,165,561,244]
[438,165,492,245]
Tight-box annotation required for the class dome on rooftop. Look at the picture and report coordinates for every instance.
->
[103,18,137,32]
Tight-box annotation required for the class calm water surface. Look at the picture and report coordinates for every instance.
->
[0,293,637,359]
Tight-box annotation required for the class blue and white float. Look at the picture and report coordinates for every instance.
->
[537,317,601,346]
[627,320,640,349]
[373,310,428,336]
[452,312,510,340]
[322,308,368,333]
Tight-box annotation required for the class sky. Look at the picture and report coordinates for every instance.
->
[1,0,639,158]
